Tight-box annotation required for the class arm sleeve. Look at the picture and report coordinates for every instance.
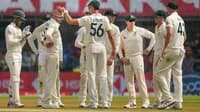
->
[28,30,39,55]
[59,37,63,62]
[5,27,21,46]
[78,16,89,27]
[104,17,112,31]
[74,28,85,48]
[140,28,155,51]
[166,17,173,28]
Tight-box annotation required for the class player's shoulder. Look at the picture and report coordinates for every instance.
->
[111,24,119,29]
[135,26,146,32]
[6,23,16,32]
[46,18,58,28]
[120,29,127,35]
[111,24,120,31]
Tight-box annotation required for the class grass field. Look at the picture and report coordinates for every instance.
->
[0,96,200,112]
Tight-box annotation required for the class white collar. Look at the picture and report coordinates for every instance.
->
[50,18,60,27]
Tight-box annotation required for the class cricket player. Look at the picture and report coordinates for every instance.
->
[5,10,31,108]
[59,0,116,108]
[28,14,49,107]
[157,2,186,109]
[35,8,64,109]
[120,15,155,109]
[74,11,90,108]
[28,14,64,107]
[96,9,120,108]
[151,10,171,108]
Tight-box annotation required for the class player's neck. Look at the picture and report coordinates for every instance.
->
[127,26,134,32]
[157,21,164,28]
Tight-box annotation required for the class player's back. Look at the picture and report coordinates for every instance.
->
[78,13,111,46]
[166,12,185,49]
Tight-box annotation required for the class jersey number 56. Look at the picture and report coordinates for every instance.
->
[90,23,104,37]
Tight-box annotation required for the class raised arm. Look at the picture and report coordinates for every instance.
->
[28,29,39,55]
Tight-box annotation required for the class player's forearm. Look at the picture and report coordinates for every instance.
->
[184,32,187,42]
[107,31,116,57]
[64,11,79,25]
[75,36,84,48]
[146,34,155,51]
[75,41,84,48]
[28,36,39,55]
[163,28,172,50]
[7,35,21,46]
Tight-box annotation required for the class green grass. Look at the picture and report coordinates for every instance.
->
[0,96,200,112]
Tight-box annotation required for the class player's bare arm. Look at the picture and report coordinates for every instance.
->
[107,30,116,63]
[184,32,187,42]
[58,7,79,26]
[162,26,172,58]
[120,38,130,65]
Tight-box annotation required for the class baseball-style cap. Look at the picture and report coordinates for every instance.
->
[12,10,26,21]
[155,10,166,18]
[104,9,117,16]
[125,15,136,22]
[88,0,100,9]
[167,1,178,10]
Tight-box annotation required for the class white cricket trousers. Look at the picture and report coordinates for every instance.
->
[86,43,108,105]
[42,53,59,103]
[37,53,46,100]
[79,49,88,103]
[106,56,114,104]
[156,49,184,102]
[124,55,149,104]
[96,52,114,105]
[153,53,171,103]
[5,53,22,104]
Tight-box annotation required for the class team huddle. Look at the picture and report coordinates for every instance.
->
[5,0,186,110]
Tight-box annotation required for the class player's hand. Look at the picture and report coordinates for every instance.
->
[45,42,54,48]
[22,25,31,40]
[56,6,68,14]
[143,49,150,55]
[107,57,114,65]
[161,49,166,59]
[121,57,130,65]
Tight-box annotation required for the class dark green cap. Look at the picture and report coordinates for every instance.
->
[12,10,26,21]
[167,1,178,10]
[125,15,136,21]
[104,9,117,16]
[88,0,100,9]
[155,10,166,17]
